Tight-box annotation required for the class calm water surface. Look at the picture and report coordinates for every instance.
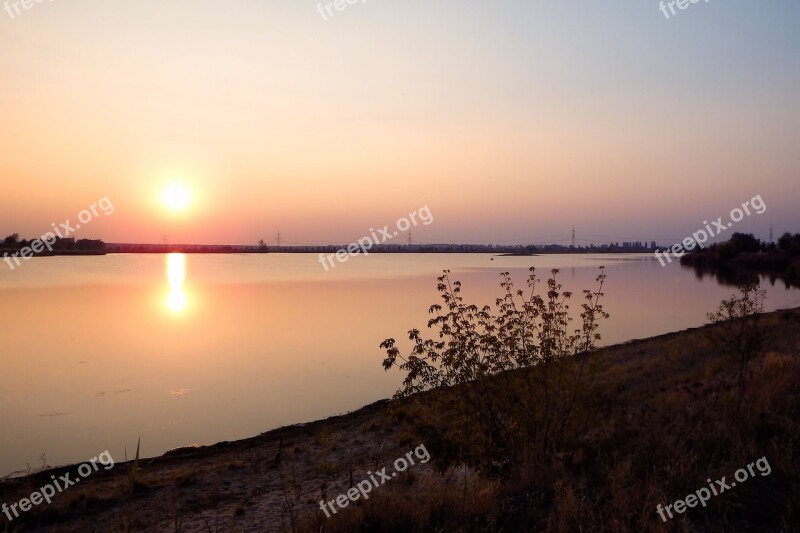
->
[1,253,798,475]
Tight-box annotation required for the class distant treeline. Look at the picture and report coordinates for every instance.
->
[107,242,661,255]
[1,233,106,255]
[681,232,800,284]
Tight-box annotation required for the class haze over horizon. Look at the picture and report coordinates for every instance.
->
[2,1,799,246]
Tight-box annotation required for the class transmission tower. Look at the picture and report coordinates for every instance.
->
[572,227,576,248]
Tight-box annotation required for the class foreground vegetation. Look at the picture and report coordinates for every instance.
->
[346,270,798,532]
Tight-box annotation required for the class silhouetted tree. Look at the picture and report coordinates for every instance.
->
[778,232,800,256]
[729,232,762,254]
[3,233,20,247]
[705,282,769,404]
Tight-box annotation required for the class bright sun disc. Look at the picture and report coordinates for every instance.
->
[162,184,191,211]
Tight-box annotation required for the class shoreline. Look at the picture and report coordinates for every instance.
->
[1,318,707,484]
[2,308,798,531]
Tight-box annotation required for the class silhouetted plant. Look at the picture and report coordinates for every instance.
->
[122,437,140,533]
[706,282,769,402]
[381,267,608,472]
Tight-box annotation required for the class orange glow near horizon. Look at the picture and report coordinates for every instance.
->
[0,2,797,245]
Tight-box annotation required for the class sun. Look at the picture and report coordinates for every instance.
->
[162,183,191,212]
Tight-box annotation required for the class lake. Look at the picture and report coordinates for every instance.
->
[1,253,798,476]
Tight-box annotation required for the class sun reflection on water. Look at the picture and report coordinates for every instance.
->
[166,253,187,313]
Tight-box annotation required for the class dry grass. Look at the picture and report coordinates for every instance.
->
[297,308,800,532]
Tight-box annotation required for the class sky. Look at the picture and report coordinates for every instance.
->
[1,0,799,246]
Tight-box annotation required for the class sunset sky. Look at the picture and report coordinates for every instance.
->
[1,1,799,246]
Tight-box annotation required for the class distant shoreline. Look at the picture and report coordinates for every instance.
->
[104,245,656,255]
[104,250,642,255]
[0,249,106,257]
